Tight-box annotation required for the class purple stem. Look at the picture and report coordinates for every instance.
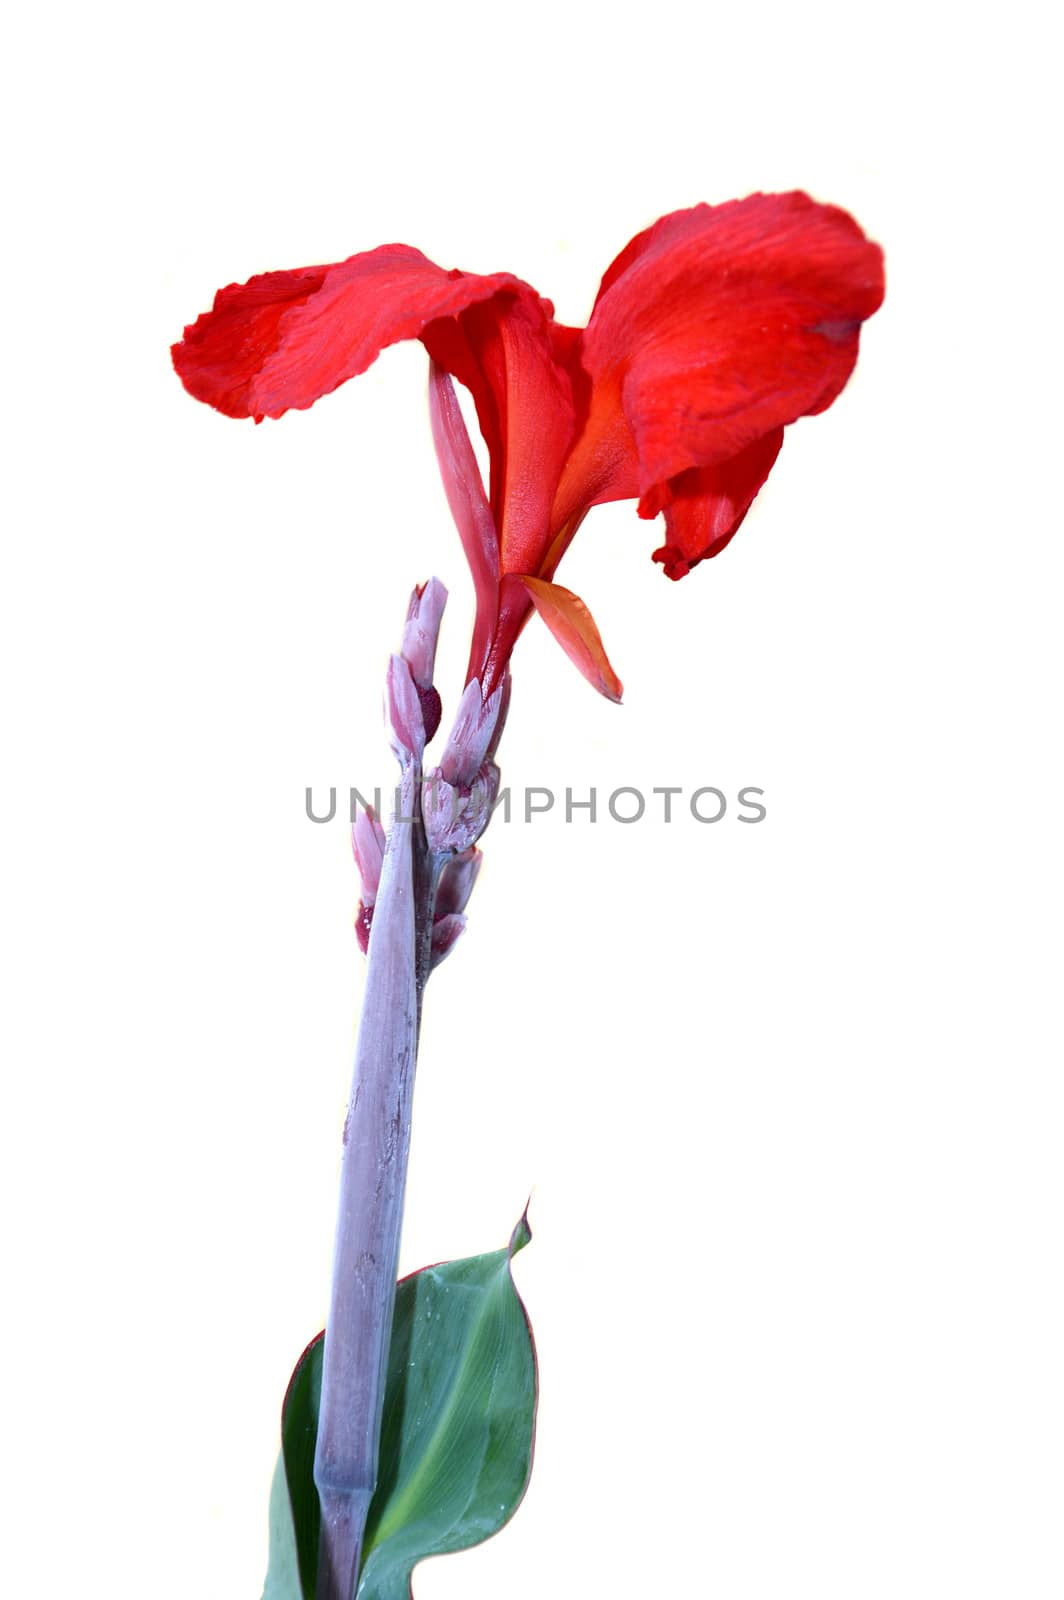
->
[310,581,503,1600]
[312,764,439,1600]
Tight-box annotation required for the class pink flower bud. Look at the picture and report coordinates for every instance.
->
[430,912,467,968]
[401,577,447,690]
[439,679,506,787]
[351,806,386,907]
[423,761,500,855]
[385,654,425,763]
[435,847,482,919]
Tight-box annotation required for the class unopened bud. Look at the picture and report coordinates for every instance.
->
[351,806,387,907]
[439,679,505,787]
[424,761,500,855]
[435,847,482,920]
[401,577,448,691]
[430,912,467,968]
[386,654,425,763]
[355,900,373,955]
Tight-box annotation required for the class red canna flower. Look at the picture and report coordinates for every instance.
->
[173,192,884,702]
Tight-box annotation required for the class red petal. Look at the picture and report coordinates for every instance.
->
[428,363,499,672]
[426,296,577,577]
[172,245,530,421]
[644,428,784,580]
[515,574,623,702]
[556,192,883,523]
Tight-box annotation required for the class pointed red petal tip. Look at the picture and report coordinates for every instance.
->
[516,575,623,703]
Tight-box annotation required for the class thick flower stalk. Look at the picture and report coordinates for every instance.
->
[172,192,884,1600]
[315,581,505,1600]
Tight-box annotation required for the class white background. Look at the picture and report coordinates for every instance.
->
[3,2,1060,1596]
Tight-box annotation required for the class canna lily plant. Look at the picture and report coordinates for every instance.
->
[174,191,884,1600]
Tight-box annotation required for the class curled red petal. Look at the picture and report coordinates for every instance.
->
[515,574,623,703]
[172,245,530,421]
[557,192,883,522]
[644,428,785,580]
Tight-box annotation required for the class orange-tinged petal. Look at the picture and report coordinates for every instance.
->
[516,575,623,703]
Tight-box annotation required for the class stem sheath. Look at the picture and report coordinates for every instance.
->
[313,767,430,1600]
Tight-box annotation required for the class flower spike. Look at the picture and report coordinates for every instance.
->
[172,200,885,1600]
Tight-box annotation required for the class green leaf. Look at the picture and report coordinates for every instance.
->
[262,1214,536,1600]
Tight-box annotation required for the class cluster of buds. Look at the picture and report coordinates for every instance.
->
[353,579,509,965]
[352,820,486,969]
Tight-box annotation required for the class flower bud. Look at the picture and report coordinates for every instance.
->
[351,806,387,907]
[385,654,425,763]
[423,761,500,855]
[355,900,373,955]
[430,912,467,968]
[400,578,446,742]
[401,577,447,690]
[439,679,506,787]
[435,847,482,920]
